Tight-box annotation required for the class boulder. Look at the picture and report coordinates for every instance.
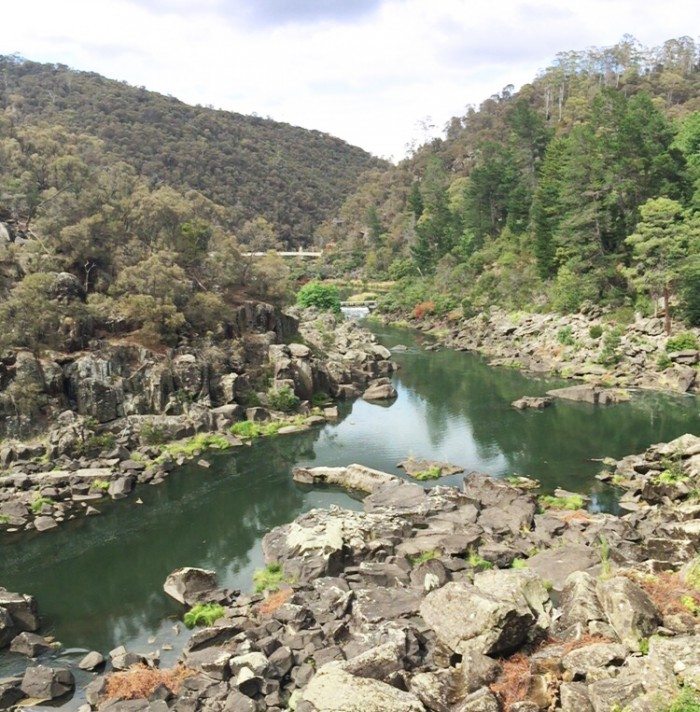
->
[20,665,74,700]
[586,675,644,712]
[292,464,398,494]
[301,667,425,711]
[362,378,397,401]
[163,567,219,606]
[9,631,53,657]
[0,677,24,709]
[526,545,600,594]
[511,396,553,410]
[596,577,659,650]
[78,651,105,670]
[557,571,605,632]
[419,581,535,656]
[0,589,39,632]
[561,642,628,677]
[455,687,500,712]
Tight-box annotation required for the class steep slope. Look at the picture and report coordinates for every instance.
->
[319,36,700,326]
[0,55,386,244]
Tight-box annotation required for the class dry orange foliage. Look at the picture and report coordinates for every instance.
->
[631,571,700,616]
[257,587,293,615]
[104,665,192,701]
[490,652,531,709]
[490,635,611,708]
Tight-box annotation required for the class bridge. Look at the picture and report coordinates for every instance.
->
[241,250,322,258]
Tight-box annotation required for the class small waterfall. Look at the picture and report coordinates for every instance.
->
[341,306,370,320]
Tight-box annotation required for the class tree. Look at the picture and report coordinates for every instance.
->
[296,282,341,312]
[625,198,695,333]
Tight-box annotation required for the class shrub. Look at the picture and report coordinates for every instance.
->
[140,422,168,446]
[267,385,300,413]
[657,353,673,370]
[597,326,624,366]
[467,549,493,572]
[230,420,283,439]
[183,603,225,629]
[557,326,575,346]
[680,257,700,327]
[666,331,699,352]
[412,300,435,319]
[253,563,287,593]
[665,688,700,712]
[158,433,231,460]
[90,479,111,492]
[296,282,341,312]
[409,550,440,566]
[589,324,603,339]
[413,465,441,481]
[539,494,585,511]
[511,558,528,569]
[31,495,53,514]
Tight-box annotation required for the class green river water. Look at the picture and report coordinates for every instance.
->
[0,322,698,682]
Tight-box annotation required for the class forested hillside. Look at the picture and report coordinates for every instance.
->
[0,55,384,244]
[318,36,700,328]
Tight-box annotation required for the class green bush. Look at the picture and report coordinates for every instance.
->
[467,549,493,572]
[253,563,287,593]
[157,433,232,461]
[267,385,300,413]
[666,331,699,352]
[657,353,673,370]
[31,495,53,514]
[230,420,283,439]
[409,550,440,566]
[597,326,624,366]
[413,465,442,481]
[557,326,575,346]
[296,282,341,312]
[183,603,225,629]
[539,494,585,511]
[664,688,700,712]
[589,324,603,339]
[141,422,168,445]
[679,257,700,327]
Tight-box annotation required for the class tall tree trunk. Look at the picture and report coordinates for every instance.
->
[663,284,671,335]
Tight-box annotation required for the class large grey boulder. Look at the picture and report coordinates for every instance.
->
[163,567,219,606]
[526,545,600,594]
[597,577,659,650]
[0,676,24,709]
[9,632,53,657]
[20,665,74,700]
[292,464,398,494]
[0,588,39,632]
[362,378,397,401]
[419,581,535,656]
[301,666,425,711]
[586,675,644,712]
[557,571,605,633]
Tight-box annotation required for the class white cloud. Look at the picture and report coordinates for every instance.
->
[2,0,698,160]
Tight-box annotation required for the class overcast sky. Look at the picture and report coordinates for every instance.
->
[2,1,699,160]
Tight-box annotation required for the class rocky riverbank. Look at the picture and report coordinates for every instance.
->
[0,309,396,537]
[389,308,699,395]
[5,435,698,711]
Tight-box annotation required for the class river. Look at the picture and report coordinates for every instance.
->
[1,322,698,680]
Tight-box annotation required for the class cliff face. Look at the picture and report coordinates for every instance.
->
[0,301,300,440]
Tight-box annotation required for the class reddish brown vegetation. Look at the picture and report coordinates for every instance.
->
[491,652,531,709]
[631,571,700,616]
[412,300,435,319]
[490,635,611,709]
[257,587,293,615]
[104,665,192,701]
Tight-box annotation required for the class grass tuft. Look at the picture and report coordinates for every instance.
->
[539,494,585,511]
[183,603,225,629]
[253,563,288,593]
[409,550,440,566]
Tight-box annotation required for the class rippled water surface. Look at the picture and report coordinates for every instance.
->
[1,322,698,677]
